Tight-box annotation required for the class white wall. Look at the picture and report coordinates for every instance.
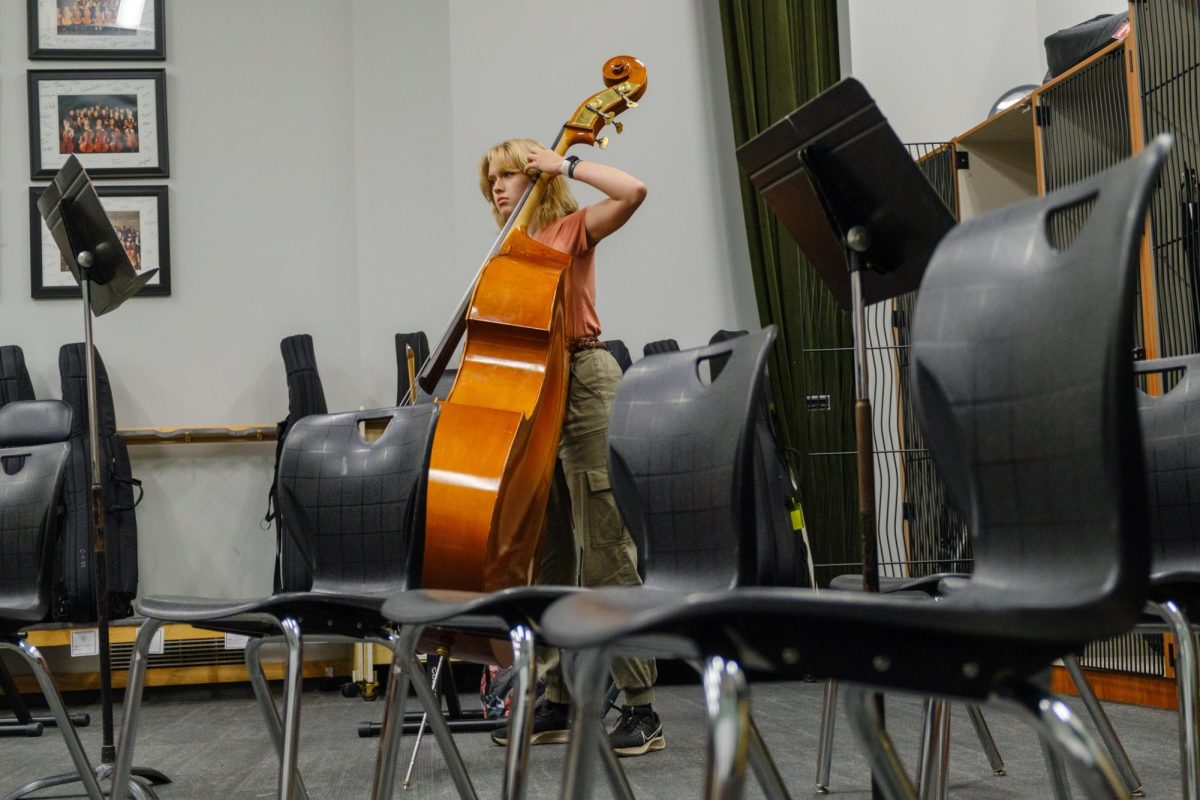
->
[844,0,1043,143]
[843,0,1126,143]
[439,0,755,354]
[0,0,756,598]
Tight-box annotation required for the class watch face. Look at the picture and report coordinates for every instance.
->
[989,85,1039,117]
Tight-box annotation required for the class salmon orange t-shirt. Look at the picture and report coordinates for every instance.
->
[532,209,600,341]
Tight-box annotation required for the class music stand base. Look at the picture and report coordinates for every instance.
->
[1,763,169,800]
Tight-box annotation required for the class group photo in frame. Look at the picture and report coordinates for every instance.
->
[29,184,170,299]
[28,69,169,179]
[27,0,165,60]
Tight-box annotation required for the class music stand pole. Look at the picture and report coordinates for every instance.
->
[846,229,880,595]
[736,77,957,800]
[79,259,117,765]
[847,231,886,800]
[13,155,169,800]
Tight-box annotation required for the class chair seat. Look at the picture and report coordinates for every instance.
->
[0,604,49,628]
[828,573,955,597]
[1150,572,1200,603]
[136,590,397,636]
[381,585,583,631]
[541,585,1134,699]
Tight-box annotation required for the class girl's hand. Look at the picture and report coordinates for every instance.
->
[524,146,563,176]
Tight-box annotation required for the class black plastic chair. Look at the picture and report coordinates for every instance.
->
[641,338,680,358]
[540,136,1171,799]
[112,404,438,800]
[370,329,785,800]
[0,349,85,741]
[0,400,104,799]
[1119,353,1200,797]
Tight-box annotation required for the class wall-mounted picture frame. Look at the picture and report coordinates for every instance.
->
[30,185,170,299]
[28,69,169,180]
[27,0,166,60]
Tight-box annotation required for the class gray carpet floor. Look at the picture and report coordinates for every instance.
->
[0,678,1180,798]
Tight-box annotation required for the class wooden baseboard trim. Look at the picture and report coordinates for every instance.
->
[1051,664,1178,710]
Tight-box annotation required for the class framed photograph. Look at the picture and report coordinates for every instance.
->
[28,69,169,179]
[28,0,165,60]
[30,185,170,299]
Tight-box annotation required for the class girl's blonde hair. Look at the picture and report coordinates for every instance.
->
[479,138,578,231]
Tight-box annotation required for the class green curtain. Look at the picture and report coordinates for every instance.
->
[718,0,858,585]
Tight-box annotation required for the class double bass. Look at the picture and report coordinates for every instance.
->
[417,56,648,600]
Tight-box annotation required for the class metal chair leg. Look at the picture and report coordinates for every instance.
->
[372,628,414,800]
[934,704,951,800]
[844,685,918,800]
[371,624,477,800]
[595,717,637,800]
[503,625,537,800]
[747,715,792,800]
[1157,599,1200,800]
[561,646,613,800]
[401,652,448,789]
[244,636,310,800]
[111,619,163,799]
[915,698,935,792]
[917,700,949,800]
[277,617,304,800]
[814,679,837,794]
[702,655,749,800]
[1041,740,1073,800]
[998,679,1126,800]
[402,646,477,799]
[0,639,104,800]
[965,704,1005,776]
[1063,652,1144,795]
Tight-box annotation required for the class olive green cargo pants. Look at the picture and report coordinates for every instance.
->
[537,348,656,706]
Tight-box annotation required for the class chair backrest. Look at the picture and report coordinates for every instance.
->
[0,400,72,625]
[911,136,1170,640]
[708,328,806,587]
[607,328,775,593]
[642,339,681,358]
[602,340,633,373]
[1133,355,1200,586]
[275,403,438,595]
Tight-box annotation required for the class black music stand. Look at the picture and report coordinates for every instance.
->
[737,79,955,800]
[736,77,955,593]
[14,155,168,799]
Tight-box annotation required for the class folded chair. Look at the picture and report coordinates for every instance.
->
[0,400,104,799]
[540,136,1172,799]
[112,404,438,800]
[371,328,787,800]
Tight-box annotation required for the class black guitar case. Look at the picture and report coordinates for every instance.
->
[0,346,36,409]
[267,334,327,592]
[56,343,141,621]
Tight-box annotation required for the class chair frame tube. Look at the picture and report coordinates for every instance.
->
[0,638,104,800]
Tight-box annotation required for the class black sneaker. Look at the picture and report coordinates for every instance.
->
[607,704,665,756]
[491,699,570,746]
